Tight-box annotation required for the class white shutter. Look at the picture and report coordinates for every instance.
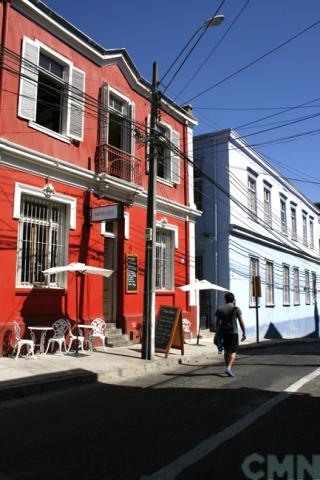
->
[99,83,109,145]
[18,37,39,121]
[146,114,151,173]
[171,129,180,184]
[67,66,85,141]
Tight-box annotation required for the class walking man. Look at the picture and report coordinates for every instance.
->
[215,292,246,377]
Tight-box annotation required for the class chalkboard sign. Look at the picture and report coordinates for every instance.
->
[155,305,184,357]
[126,254,138,293]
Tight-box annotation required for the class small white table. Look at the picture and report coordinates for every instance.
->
[78,324,95,351]
[28,326,53,354]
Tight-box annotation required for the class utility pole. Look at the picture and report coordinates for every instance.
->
[142,62,159,360]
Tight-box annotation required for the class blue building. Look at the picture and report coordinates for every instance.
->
[194,129,320,340]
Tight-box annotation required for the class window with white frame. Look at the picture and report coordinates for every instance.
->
[293,267,300,305]
[302,212,308,245]
[305,270,311,304]
[263,186,272,226]
[155,228,174,290]
[248,175,257,218]
[309,218,314,249]
[312,272,317,304]
[280,197,287,234]
[18,37,85,141]
[290,205,297,241]
[265,261,274,305]
[17,195,67,287]
[283,265,290,305]
[106,90,134,154]
[156,122,180,184]
[249,256,259,305]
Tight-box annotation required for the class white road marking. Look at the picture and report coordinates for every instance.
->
[141,367,320,480]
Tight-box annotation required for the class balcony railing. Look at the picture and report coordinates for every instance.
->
[95,144,142,186]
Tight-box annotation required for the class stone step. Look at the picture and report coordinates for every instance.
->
[106,333,130,343]
[105,327,123,336]
[106,338,133,348]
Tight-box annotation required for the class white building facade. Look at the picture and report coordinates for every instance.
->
[194,129,320,340]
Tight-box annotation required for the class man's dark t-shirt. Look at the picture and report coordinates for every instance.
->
[215,303,242,334]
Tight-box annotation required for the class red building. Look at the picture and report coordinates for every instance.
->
[0,0,200,355]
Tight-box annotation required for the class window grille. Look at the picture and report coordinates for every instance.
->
[17,195,66,287]
[283,265,290,305]
[156,229,174,290]
[293,268,300,305]
[305,270,311,305]
[265,261,274,305]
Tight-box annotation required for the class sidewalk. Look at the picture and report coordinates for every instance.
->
[0,337,318,401]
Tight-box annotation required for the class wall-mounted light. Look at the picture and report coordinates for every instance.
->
[42,183,55,198]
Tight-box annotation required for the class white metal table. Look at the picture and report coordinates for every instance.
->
[28,326,53,354]
[78,324,95,351]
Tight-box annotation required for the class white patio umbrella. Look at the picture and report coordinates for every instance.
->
[179,279,229,344]
[43,262,113,353]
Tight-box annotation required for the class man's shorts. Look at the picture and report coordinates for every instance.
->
[222,333,239,353]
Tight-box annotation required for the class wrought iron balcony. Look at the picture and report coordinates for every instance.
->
[95,144,143,186]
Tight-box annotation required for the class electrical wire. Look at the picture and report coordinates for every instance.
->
[161,0,226,94]
[185,18,320,103]
[174,0,251,101]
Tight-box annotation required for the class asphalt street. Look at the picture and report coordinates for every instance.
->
[0,342,319,480]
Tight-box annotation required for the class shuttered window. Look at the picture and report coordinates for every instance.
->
[17,195,66,287]
[18,37,85,141]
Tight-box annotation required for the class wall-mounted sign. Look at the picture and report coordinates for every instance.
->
[90,204,124,222]
[126,254,138,293]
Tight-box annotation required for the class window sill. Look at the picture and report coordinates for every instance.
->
[265,304,275,308]
[156,290,175,295]
[16,287,66,295]
[29,122,71,144]
[157,177,174,188]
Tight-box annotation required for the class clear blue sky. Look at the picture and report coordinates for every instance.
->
[44,0,320,202]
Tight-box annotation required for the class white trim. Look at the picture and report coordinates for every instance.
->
[156,220,178,248]
[124,212,130,240]
[13,182,77,229]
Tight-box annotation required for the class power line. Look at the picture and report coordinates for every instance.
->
[174,0,251,100]
[185,18,320,103]
[161,0,226,94]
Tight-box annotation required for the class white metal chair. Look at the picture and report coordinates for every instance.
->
[67,326,85,353]
[45,319,70,355]
[12,321,36,360]
[88,318,106,351]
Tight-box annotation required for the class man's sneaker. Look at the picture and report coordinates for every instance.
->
[225,368,235,377]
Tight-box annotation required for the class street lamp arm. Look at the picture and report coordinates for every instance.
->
[161,13,225,94]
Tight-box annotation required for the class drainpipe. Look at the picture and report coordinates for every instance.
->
[0,0,11,127]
